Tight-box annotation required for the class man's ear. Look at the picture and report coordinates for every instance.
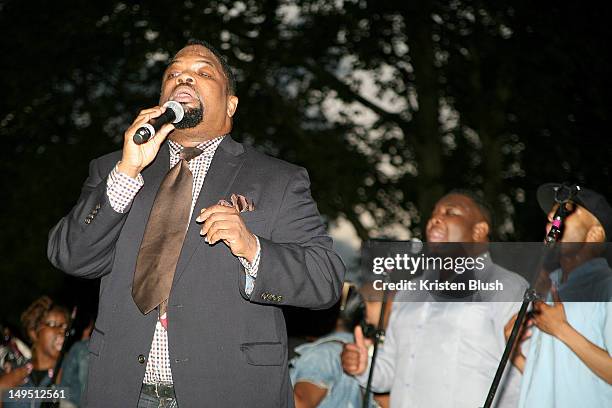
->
[585,225,605,243]
[227,95,238,117]
[472,221,490,242]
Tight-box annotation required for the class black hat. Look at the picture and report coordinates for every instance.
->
[537,183,612,242]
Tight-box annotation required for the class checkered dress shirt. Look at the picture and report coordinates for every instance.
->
[106,135,260,384]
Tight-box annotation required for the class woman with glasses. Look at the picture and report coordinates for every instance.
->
[1,296,70,407]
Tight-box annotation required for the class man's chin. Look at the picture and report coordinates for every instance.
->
[175,107,204,129]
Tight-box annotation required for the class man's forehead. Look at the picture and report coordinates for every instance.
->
[173,45,217,62]
[437,194,473,209]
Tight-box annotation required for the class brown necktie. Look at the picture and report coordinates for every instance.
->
[132,147,203,316]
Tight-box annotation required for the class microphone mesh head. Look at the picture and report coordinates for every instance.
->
[163,100,185,123]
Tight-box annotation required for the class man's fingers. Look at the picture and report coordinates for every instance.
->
[197,205,238,223]
[136,106,165,120]
[199,213,239,237]
[354,325,366,348]
[343,353,360,365]
[206,226,236,245]
[341,345,362,374]
[150,123,174,146]
[532,313,543,328]
[124,106,167,138]
[138,107,164,115]
[344,344,361,354]
[504,313,518,336]
[520,329,532,342]
[129,107,165,130]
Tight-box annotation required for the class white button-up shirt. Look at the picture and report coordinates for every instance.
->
[357,257,527,408]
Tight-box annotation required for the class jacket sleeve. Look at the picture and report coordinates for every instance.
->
[47,157,129,279]
[246,167,345,309]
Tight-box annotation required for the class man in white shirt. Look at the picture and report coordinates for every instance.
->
[342,191,527,408]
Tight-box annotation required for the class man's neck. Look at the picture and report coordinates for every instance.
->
[169,127,230,147]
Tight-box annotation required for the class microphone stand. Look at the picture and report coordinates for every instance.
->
[482,286,538,408]
[482,186,577,408]
[362,271,390,408]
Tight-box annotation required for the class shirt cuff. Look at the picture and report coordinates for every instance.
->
[106,162,144,213]
[240,236,260,296]
[239,235,261,278]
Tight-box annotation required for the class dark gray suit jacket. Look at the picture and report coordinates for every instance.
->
[48,136,345,407]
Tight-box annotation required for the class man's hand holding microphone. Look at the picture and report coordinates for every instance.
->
[118,102,182,178]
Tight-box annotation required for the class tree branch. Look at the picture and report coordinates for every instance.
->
[304,60,410,130]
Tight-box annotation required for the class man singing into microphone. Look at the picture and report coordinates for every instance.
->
[48,39,345,408]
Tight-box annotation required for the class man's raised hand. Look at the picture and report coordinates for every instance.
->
[118,106,175,178]
[341,325,371,376]
[196,204,258,263]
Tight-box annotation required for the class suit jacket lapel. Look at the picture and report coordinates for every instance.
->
[173,136,246,285]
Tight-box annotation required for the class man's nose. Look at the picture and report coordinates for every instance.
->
[177,73,195,84]
[429,215,443,226]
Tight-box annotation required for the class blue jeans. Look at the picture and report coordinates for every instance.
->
[137,390,178,408]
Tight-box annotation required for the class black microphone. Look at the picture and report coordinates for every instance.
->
[544,184,580,246]
[133,101,184,145]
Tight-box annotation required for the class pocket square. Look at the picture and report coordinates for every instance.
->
[218,193,255,213]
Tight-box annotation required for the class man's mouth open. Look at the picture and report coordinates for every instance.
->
[427,227,446,242]
[171,85,198,103]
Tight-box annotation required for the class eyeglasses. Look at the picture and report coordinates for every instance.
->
[41,321,69,332]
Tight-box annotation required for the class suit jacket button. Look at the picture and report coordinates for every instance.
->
[137,354,146,364]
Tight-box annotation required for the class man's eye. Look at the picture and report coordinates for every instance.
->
[198,72,211,78]
[166,72,180,79]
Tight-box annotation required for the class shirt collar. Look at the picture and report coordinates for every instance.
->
[550,257,610,286]
[167,135,226,159]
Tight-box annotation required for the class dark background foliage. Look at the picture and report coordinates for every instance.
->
[1,0,610,327]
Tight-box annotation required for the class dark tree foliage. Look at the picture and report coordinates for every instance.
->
[1,0,610,325]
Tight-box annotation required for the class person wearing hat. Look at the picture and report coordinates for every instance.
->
[506,183,612,408]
